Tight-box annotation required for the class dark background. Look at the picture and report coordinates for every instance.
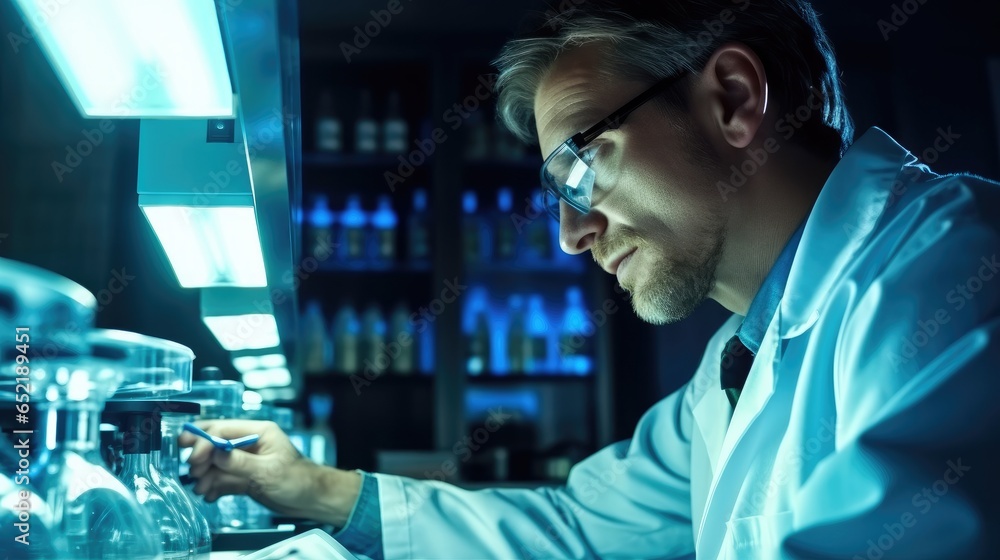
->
[1,0,998,468]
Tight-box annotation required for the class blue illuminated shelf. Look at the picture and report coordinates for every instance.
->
[465,260,587,275]
[466,373,592,382]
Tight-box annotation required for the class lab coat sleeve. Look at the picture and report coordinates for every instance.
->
[372,386,698,559]
[781,177,1000,559]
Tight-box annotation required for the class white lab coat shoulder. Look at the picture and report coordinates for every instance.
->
[705,127,1000,559]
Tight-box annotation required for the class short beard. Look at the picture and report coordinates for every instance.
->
[626,222,726,324]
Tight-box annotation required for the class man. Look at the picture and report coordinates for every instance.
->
[182,1,1000,558]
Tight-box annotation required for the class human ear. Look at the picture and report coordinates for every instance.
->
[693,42,768,150]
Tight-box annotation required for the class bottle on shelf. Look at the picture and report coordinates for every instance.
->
[315,90,342,153]
[525,294,550,373]
[382,90,408,154]
[302,300,330,373]
[464,286,492,375]
[389,302,415,374]
[494,187,518,261]
[408,188,431,264]
[507,294,527,374]
[307,394,338,466]
[306,194,336,261]
[559,286,594,375]
[462,191,491,264]
[339,195,369,261]
[331,303,360,373]
[371,195,398,263]
[359,304,387,376]
[355,89,379,154]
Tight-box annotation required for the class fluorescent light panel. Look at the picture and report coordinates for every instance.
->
[14,0,233,117]
[203,314,280,352]
[233,353,287,374]
[142,206,267,288]
[242,367,292,389]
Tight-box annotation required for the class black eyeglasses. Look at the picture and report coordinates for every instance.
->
[539,70,689,221]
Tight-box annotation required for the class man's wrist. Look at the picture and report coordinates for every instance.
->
[296,464,363,528]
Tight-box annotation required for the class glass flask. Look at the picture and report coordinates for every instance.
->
[116,411,194,559]
[160,414,213,558]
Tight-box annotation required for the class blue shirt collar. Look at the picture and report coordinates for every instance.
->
[735,220,806,354]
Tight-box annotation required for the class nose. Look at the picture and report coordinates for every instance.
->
[559,200,606,255]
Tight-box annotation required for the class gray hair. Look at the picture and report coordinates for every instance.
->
[493,0,855,158]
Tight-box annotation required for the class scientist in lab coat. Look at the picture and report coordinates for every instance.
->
[182,1,1000,558]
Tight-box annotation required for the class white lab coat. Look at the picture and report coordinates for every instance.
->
[370,128,1000,559]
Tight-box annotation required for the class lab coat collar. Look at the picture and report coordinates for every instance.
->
[779,127,918,338]
[695,128,918,557]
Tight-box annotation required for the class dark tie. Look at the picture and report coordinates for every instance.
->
[720,334,755,409]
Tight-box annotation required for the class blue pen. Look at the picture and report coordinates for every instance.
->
[183,422,260,451]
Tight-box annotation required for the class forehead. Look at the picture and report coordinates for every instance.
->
[534,44,633,156]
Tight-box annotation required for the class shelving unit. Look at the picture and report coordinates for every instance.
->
[294,33,614,483]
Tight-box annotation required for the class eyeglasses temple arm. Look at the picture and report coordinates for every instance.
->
[577,72,688,146]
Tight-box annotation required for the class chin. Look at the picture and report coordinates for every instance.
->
[626,261,715,325]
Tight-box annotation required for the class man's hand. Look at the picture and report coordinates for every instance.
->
[179,419,362,528]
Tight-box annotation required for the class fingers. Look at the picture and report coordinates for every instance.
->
[177,420,216,448]
[186,438,220,473]
[192,419,278,441]
[192,469,251,502]
[211,446,265,478]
